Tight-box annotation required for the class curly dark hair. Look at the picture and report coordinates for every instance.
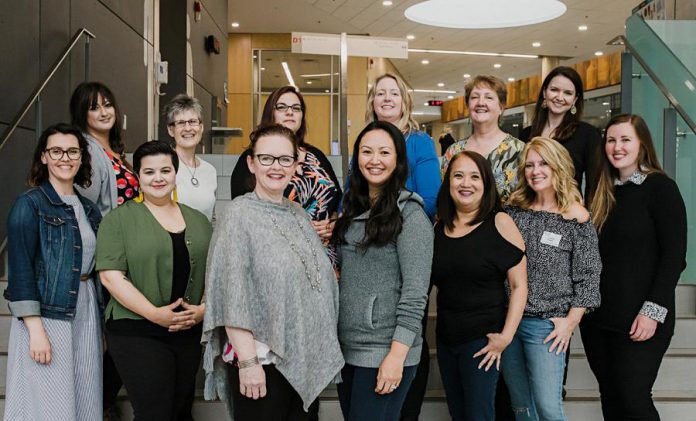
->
[28,123,92,188]
[132,140,179,176]
[333,121,409,247]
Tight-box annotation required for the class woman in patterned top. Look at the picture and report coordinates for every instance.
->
[70,81,138,420]
[441,75,524,202]
[502,137,601,420]
[229,86,342,268]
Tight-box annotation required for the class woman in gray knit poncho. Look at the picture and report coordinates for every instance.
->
[201,124,344,420]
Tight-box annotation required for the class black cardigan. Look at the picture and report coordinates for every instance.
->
[520,121,602,199]
[584,173,687,337]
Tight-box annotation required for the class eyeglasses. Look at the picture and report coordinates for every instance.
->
[45,147,82,161]
[254,154,296,167]
[169,119,201,129]
[274,103,303,113]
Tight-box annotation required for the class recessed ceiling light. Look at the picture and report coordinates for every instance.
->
[437,82,445,87]
[532,41,541,47]
[231,22,240,28]
[421,59,430,64]
[594,51,604,56]
[513,123,519,127]
[306,81,312,85]
[406,34,416,40]
[578,24,588,31]
[405,0,567,29]
[325,89,330,93]
[253,55,257,59]
[602,102,610,106]
[382,0,393,6]
[463,73,471,78]
[424,102,429,106]
[508,77,515,82]
[261,67,266,71]
[494,63,502,68]
[447,95,454,99]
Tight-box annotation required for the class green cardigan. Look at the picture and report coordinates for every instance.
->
[95,200,212,321]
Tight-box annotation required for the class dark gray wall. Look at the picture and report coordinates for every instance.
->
[158,0,228,152]
[0,0,228,242]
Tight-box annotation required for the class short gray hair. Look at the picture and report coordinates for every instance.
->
[163,94,203,124]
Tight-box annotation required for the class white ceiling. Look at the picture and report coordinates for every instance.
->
[228,0,635,118]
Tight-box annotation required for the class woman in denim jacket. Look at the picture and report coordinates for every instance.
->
[4,123,103,421]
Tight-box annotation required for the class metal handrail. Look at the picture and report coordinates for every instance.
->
[0,28,96,152]
[616,33,696,134]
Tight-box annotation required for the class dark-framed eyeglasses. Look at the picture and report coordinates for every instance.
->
[254,154,296,167]
[44,147,82,161]
[169,119,201,129]
[273,103,303,113]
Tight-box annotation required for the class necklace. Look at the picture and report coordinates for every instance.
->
[180,155,199,187]
[265,203,323,292]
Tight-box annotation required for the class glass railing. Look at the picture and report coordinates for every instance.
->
[626,14,696,131]
[626,15,696,284]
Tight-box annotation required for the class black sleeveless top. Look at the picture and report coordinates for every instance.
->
[431,214,524,346]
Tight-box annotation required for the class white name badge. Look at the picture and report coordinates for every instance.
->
[540,231,562,247]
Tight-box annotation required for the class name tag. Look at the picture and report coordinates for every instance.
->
[540,231,562,247]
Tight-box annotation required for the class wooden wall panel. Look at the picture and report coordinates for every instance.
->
[251,34,291,50]
[228,34,252,94]
[225,94,253,154]
[441,53,621,123]
[304,95,331,154]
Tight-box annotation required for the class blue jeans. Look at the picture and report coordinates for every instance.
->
[500,317,567,421]
[337,363,418,421]
[438,337,499,421]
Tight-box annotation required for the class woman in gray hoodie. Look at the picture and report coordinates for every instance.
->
[333,121,433,421]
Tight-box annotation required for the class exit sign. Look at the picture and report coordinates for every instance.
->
[427,100,444,106]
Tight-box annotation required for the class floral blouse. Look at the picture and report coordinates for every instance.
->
[105,150,139,205]
[442,134,525,202]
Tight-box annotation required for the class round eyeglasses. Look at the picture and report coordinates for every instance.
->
[44,147,82,161]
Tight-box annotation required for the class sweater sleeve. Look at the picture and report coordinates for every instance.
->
[229,150,255,201]
[410,133,441,220]
[392,202,433,346]
[646,176,687,310]
[570,221,602,310]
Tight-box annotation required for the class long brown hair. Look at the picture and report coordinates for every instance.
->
[528,66,584,141]
[507,137,582,212]
[589,114,663,230]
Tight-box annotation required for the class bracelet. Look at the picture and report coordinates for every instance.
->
[237,356,260,369]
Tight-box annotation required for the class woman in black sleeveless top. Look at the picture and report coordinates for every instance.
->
[432,151,528,421]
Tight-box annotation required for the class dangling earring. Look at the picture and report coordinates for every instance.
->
[172,187,178,203]
[570,104,577,115]
[541,99,547,109]
[134,190,144,203]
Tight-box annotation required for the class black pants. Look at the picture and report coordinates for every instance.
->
[106,332,202,421]
[103,350,123,409]
[400,302,430,420]
[580,322,671,421]
[229,364,311,421]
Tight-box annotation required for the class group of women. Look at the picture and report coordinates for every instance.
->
[3,65,686,421]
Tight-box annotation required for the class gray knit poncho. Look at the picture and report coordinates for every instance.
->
[201,193,344,415]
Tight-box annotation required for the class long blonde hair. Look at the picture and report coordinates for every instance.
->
[366,73,419,133]
[507,137,582,212]
[589,114,663,231]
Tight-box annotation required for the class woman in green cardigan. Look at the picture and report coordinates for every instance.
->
[96,141,212,421]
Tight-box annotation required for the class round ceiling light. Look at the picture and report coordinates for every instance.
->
[405,0,567,29]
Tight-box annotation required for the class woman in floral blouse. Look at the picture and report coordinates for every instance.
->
[441,75,524,202]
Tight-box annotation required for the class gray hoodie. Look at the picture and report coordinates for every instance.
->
[338,191,434,368]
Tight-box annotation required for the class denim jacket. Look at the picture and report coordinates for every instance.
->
[5,181,103,320]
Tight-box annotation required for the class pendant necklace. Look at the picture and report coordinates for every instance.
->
[181,155,199,187]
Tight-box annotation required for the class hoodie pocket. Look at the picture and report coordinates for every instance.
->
[365,295,377,329]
